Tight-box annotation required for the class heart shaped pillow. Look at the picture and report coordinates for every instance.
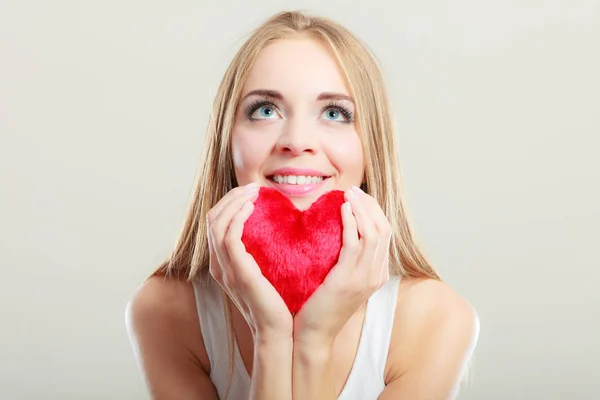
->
[241,187,345,314]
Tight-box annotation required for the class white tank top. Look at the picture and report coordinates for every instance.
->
[192,274,400,400]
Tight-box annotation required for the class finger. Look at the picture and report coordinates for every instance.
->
[224,200,259,280]
[345,187,378,241]
[346,187,379,271]
[207,218,232,281]
[209,186,259,245]
[211,183,259,225]
[351,186,391,237]
[206,182,259,226]
[379,253,390,283]
[207,222,222,281]
[224,200,281,320]
[367,240,390,289]
[356,190,392,286]
[209,217,254,319]
[335,201,361,269]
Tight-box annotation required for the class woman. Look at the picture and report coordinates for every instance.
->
[126,10,479,400]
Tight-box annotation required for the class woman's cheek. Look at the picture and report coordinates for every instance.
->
[326,135,364,170]
[232,128,274,173]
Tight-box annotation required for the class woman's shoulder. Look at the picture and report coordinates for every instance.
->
[126,274,198,325]
[395,277,478,321]
[384,277,480,383]
[125,274,221,397]
[125,274,211,372]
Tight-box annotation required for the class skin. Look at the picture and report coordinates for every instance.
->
[126,37,479,400]
[231,37,364,211]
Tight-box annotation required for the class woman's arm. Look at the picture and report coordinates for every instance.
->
[126,275,294,400]
[292,338,337,400]
[378,279,480,400]
[207,183,294,400]
[292,186,392,399]
[250,334,293,400]
[126,276,219,400]
[290,188,479,399]
[291,279,479,400]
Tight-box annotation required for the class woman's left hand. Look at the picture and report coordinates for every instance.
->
[293,185,392,346]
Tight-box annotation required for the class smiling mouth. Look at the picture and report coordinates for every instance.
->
[266,175,331,185]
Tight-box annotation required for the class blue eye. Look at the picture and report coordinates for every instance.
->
[244,99,353,124]
[251,105,278,120]
[321,101,353,123]
[323,108,343,121]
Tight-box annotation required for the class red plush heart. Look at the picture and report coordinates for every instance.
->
[241,187,345,314]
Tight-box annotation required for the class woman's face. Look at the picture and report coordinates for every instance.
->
[231,38,365,210]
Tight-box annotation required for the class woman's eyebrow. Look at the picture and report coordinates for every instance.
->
[241,89,283,101]
[240,89,354,103]
[317,92,354,103]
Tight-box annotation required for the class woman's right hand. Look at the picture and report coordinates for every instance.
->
[206,182,293,342]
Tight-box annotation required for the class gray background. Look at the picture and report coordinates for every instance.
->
[1,1,599,399]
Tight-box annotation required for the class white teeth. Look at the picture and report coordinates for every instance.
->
[271,175,324,185]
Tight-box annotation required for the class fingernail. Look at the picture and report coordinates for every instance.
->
[343,202,352,213]
[345,189,355,200]
[245,182,260,195]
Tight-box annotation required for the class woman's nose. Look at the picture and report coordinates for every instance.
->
[275,119,318,156]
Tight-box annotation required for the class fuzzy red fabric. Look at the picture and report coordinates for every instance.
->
[241,187,345,314]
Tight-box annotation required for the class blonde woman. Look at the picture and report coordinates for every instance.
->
[126,10,479,400]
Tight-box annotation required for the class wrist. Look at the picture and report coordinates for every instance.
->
[293,328,335,349]
[293,336,334,364]
[254,330,293,348]
[250,332,293,400]
[254,335,293,372]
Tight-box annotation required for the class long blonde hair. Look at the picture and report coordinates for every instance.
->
[153,10,440,398]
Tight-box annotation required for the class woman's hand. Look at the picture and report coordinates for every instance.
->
[293,185,392,346]
[207,182,293,342]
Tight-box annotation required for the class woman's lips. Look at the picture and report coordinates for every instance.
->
[266,176,329,196]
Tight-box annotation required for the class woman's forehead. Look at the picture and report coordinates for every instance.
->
[242,38,351,99]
